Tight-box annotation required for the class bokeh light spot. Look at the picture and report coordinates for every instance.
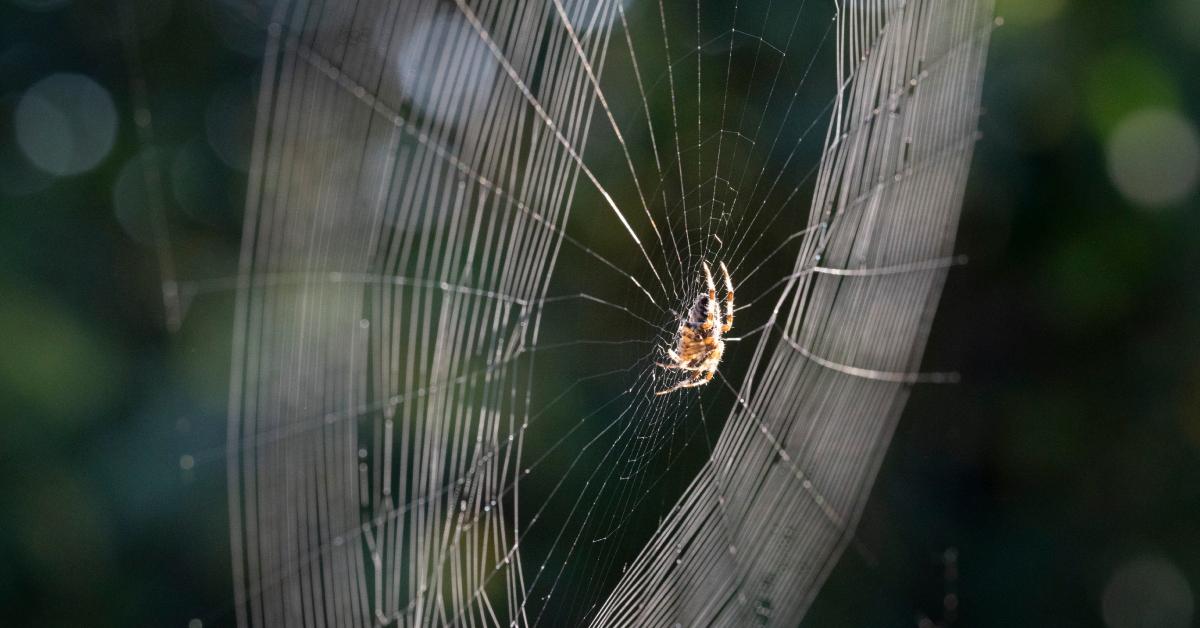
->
[0,93,54,196]
[14,73,117,176]
[395,11,500,129]
[1106,108,1200,209]
[1102,555,1194,628]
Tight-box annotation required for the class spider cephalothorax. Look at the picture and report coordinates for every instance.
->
[655,260,734,395]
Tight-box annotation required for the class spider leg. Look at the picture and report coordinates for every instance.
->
[673,372,713,390]
[702,262,719,332]
[654,370,711,395]
[719,261,735,333]
[702,261,716,301]
[654,379,688,395]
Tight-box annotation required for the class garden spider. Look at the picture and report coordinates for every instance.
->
[655,260,734,395]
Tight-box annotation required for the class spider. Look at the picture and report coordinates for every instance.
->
[655,260,734,395]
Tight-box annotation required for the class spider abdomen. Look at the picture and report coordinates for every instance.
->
[654,261,735,395]
[686,295,711,329]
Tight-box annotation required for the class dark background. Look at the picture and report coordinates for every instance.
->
[1,0,1197,626]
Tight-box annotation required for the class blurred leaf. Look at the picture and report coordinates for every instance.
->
[1084,47,1181,138]
[0,277,123,434]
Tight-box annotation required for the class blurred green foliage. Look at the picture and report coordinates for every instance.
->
[0,0,1197,626]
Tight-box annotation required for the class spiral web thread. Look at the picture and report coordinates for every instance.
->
[224,0,993,626]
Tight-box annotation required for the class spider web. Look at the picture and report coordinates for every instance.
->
[208,0,995,625]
